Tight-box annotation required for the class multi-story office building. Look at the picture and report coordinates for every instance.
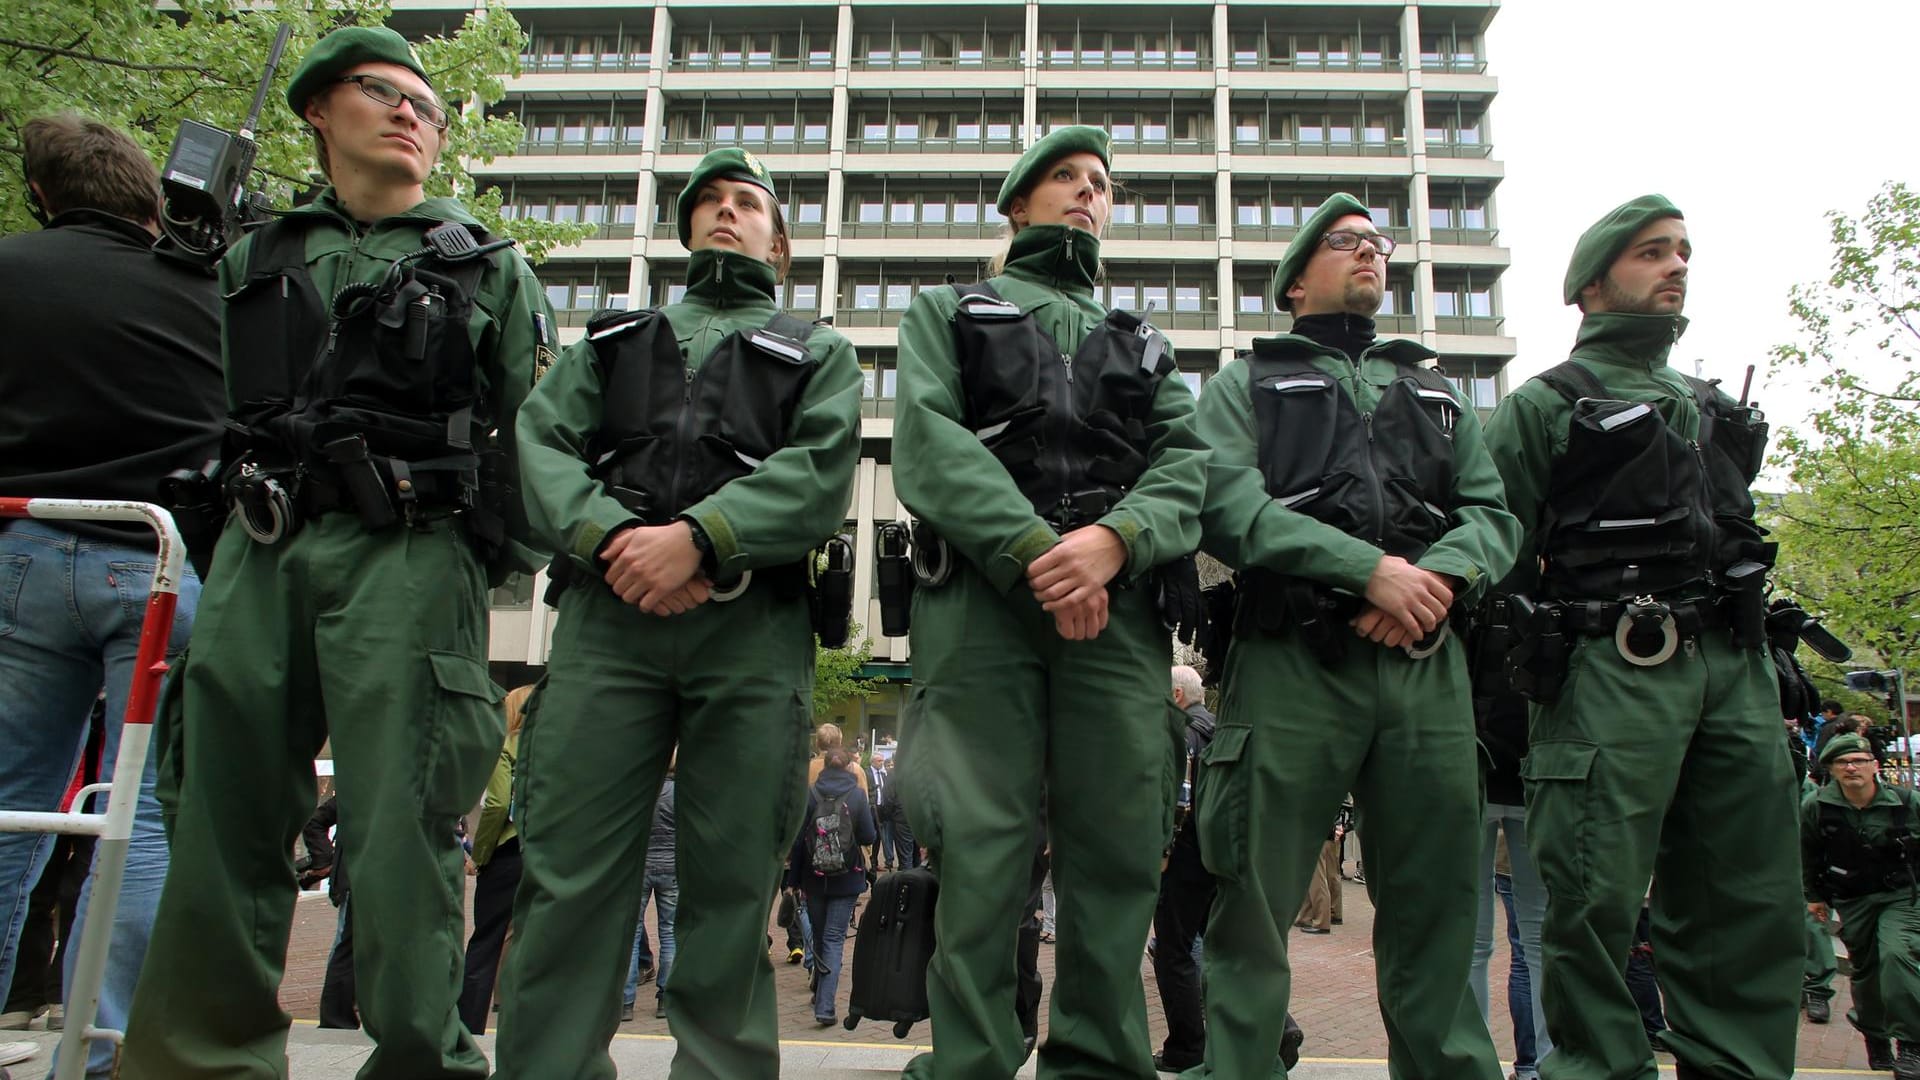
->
[386,0,1513,737]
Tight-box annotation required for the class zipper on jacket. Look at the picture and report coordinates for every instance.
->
[1689,438,1716,589]
[1362,411,1386,546]
[667,366,698,517]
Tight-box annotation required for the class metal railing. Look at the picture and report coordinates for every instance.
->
[846,136,1021,154]
[1235,138,1407,157]
[657,137,830,156]
[513,138,647,157]
[0,498,184,1080]
[518,54,651,74]
[839,220,1004,240]
[1433,314,1506,335]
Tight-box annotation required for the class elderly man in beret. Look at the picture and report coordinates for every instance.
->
[1804,732,1920,1079]
[1182,193,1516,1079]
[1481,196,1800,1080]
[121,25,554,1079]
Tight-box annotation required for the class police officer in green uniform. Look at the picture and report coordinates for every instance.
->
[892,125,1207,1078]
[122,27,552,1080]
[1186,193,1517,1080]
[1803,732,1920,1078]
[1482,195,1801,1080]
[492,148,862,1080]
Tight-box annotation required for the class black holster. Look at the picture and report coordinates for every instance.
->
[875,521,914,638]
[1195,578,1239,687]
[1506,595,1570,704]
[159,458,225,579]
[1468,594,1520,717]
[811,534,856,648]
[1235,569,1351,666]
[1719,556,1770,651]
[320,434,397,531]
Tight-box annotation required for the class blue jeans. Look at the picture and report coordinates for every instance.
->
[0,520,196,1077]
[876,817,897,867]
[624,870,678,1007]
[804,892,857,1021]
[1472,802,1552,1078]
[1500,874,1537,1068]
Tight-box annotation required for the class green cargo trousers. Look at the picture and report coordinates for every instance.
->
[1183,632,1501,1080]
[1805,907,1837,1005]
[898,565,1184,1080]
[123,514,504,1080]
[1524,632,1800,1080]
[492,577,814,1080]
[1837,891,1920,1041]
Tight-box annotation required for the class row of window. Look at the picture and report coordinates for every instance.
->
[503,115,1488,156]
[489,188,1493,242]
[515,25,1486,74]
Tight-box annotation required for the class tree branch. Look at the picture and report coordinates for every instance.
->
[0,36,221,75]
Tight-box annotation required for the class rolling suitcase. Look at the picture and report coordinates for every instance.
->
[843,866,938,1037]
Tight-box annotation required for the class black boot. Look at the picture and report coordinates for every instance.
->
[1805,992,1831,1024]
[1894,1041,1920,1080]
[1867,1035,1895,1072]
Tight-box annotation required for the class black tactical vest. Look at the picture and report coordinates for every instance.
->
[1247,341,1462,562]
[223,216,498,485]
[949,281,1172,528]
[1535,361,1770,601]
[583,306,819,522]
[1815,797,1916,901]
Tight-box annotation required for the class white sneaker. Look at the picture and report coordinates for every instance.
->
[0,1012,31,1032]
[0,1041,38,1067]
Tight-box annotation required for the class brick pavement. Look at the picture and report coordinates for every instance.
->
[269,873,1868,1070]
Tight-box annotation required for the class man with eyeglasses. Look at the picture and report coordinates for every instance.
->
[1804,732,1920,1078]
[1183,193,1517,1079]
[121,26,554,1080]
[1481,196,1799,1080]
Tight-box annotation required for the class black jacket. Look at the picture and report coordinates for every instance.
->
[1167,702,1217,882]
[789,766,878,898]
[0,210,222,541]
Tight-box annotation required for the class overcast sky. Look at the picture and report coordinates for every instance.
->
[1483,0,1919,442]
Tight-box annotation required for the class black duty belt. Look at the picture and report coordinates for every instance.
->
[1549,595,1723,668]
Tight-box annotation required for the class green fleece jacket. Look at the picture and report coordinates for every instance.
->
[1196,334,1519,603]
[219,188,555,579]
[1482,311,1697,594]
[892,224,1208,595]
[515,248,862,579]
[1801,780,1920,905]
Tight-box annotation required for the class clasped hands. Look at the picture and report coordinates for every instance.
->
[1354,555,1456,648]
[600,522,711,616]
[1026,525,1128,641]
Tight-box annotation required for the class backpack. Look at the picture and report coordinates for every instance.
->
[809,781,858,875]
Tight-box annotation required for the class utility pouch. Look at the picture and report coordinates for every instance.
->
[1469,594,1519,701]
[875,521,914,638]
[1720,558,1769,651]
[320,434,398,531]
[1283,579,1347,667]
[1507,595,1570,704]
[811,534,856,648]
[1196,578,1239,687]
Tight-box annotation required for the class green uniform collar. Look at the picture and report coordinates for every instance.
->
[1568,311,1689,371]
[1253,330,1436,368]
[1000,224,1100,296]
[284,188,480,230]
[1815,779,1904,811]
[681,248,778,310]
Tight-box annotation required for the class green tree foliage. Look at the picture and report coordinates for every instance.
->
[1769,181,1920,677]
[0,0,591,258]
[814,621,883,718]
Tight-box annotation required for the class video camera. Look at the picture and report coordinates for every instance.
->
[155,24,293,269]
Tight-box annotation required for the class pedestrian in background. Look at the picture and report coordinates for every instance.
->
[459,686,532,1034]
[789,749,875,1026]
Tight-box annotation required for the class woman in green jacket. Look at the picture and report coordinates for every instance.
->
[892,125,1207,1078]
[494,148,863,1080]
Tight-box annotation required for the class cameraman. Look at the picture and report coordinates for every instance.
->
[0,114,220,1078]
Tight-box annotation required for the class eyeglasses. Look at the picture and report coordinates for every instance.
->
[338,74,449,131]
[1832,757,1879,770]
[1323,229,1396,257]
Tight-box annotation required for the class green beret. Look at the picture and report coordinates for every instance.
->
[677,147,779,247]
[1270,193,1371,312]
[287,27,430,118]
[995,126,1112,215]
[1820,732,1874,767]
[1563,194,1684,305]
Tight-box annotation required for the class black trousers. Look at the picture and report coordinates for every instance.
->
[318,894,358,1030]
[1152,869,1215,1066]
[890,808,919,870]
[1626,904,1668,1036]
[4,834,92,1014]
[1015,843,1049,1040]
[458,838,522,1035]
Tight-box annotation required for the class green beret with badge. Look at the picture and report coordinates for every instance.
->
[677,148,779,246]
[1269,192,1371,312]
[995,125,1112,214]
[1820,732,1875,767]
[285,26,430,117]
[1562,194,1684,305]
